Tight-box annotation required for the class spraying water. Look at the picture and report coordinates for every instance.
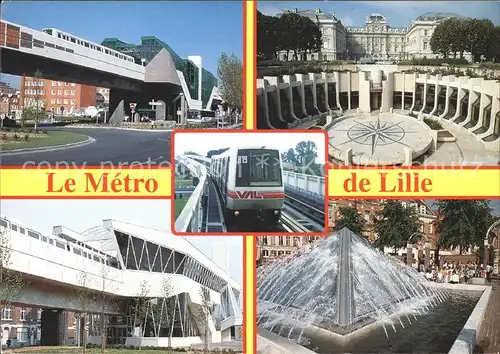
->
[257,228,449,344]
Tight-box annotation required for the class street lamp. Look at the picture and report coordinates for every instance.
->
[484,219,500,269]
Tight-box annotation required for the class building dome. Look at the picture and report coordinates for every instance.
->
[415,12,466,22]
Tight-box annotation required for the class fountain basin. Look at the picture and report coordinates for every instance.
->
[257,228,491,354]
[258,290,484,353]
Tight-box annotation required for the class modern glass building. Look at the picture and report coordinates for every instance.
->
[101,37,218,107]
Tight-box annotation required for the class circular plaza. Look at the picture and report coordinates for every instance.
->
[328,113,434,165]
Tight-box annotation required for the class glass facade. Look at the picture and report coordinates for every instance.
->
[101,36,217,106]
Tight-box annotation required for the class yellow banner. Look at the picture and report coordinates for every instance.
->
[328,167,500,198]
[244,236,255,354]
[244,0,256,130]
[0,168,172,198]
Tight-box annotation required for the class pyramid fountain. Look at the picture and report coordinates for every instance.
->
[257,228,459,352]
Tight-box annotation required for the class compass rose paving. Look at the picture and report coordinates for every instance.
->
[328,113,433,165]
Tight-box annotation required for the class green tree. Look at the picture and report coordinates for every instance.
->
[374,200,422,251]
[32,70,45,130]
[278,13,304,60]
[467,18,496,61]
[487,26,500,62]
[334,206,366,235]
[0,227,27,348]
[257,11,280,60]
[283,148,297,164]
[300,16,322,57]
[217,53,242,112]
[436,200,494,254]
[294,140,318,171]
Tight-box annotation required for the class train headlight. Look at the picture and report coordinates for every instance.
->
[234,210,240,216]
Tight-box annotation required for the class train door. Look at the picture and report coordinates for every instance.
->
[224,157,230,197]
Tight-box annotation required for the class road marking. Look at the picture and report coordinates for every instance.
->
[158,138,170,142]
[136,156,166,166]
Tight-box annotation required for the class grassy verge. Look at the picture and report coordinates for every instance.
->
[175,179,194,188]
[10,348,187,353]
[174,196,191,219]
[0,131,89,151]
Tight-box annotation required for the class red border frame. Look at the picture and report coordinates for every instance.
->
[0,165,172,199]
[170,129,330,236]
[328,165,500,200]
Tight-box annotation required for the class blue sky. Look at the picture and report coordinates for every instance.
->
[0,1,243,88]
[258,1,499,27]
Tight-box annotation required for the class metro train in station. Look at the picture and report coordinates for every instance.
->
[42,28,136,63]
[210,146,285,223]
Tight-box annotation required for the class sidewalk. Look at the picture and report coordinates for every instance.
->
[475,279,500,353]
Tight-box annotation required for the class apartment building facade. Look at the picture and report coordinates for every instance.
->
[0,92,21,117]
[20,76,98,115]
[256,235,325,265]
[328,199,439,246]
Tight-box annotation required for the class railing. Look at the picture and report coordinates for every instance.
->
[174,155,208,233]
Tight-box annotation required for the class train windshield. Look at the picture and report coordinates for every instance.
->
[236,149,282,187]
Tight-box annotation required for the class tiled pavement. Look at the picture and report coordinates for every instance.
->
[475,279,500,353]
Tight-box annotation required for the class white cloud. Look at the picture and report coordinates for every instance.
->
[258,5,282,16]
[339,16,354,26]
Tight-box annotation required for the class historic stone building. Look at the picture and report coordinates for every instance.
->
[346,14,407,61]
[276,9,467,62]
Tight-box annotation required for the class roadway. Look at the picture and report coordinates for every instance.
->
[0,127,172,167]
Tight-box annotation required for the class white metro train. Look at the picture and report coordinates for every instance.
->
[42,28,135,63]
[210,146,285,222]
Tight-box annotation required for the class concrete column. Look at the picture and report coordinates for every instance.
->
[295,74,307,117]
[180,94,187,125]
[406,244,413,266]
[401,73,405,111]
[409,73,417,113]
[272,89,283,123]
[358,71,371,113]
[478,94,500,144]
[322,73,332,111]
[310,73,320,113]
[429,75,441,117]
[381,72,394,113]
[334,72,343,112]
[469,92,490,134]
[461,90,478,127]
[439,82,452,120]
[418,75,428,115]
[452,86,466,123]
[347,72,352,110]
[58,311,68,345]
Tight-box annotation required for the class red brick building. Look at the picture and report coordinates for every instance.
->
[20,76,97,115]
[0,93,21,117]
[1,306,40,347]
[328,199,439,246]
